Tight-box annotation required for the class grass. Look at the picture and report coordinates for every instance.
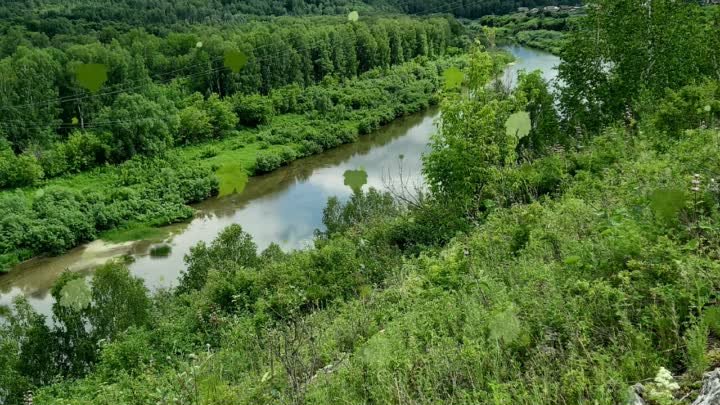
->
[149,244,172,257]
[100,223,169,243]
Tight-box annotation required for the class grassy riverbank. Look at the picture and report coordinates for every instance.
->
[475,11,581,54]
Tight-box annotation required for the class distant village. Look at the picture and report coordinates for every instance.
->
[516,4,586,15]
[517,0,720,14]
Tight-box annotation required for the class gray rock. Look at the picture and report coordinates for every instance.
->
[693,368,720,405]
[627,383,646,405]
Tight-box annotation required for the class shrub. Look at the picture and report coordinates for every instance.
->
[59,131,110,173]
[177,106,213,144]
[229,93,275,127]
[99,93,178,162]
[204,94,238,137]
[0,146,44,189]
[298,140,324,157]
[651,80,720,136]
[178,224,258,293]
[253,147,297,174]
[199,146,219,159]
[685,322,709,379]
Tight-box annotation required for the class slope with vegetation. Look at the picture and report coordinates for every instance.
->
[2,1,720,404]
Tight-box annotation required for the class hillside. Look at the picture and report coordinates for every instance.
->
[1,0,720,404]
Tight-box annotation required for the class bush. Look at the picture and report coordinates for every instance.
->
[27,187,97,254]
[0,157,218,265]
[254,155,277,174]
[203,94,238,137]
[229,93,275,127]
[253,147,297,174]
[59,131,109,173]
[298,140,324,156]
[99,93,178,162]
[177,106,213,144]
[178,224,258,294]
[0,146,44,189]
[651,80,720,136]
[199,146,219,158]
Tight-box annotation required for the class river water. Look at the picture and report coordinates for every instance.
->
[0,46,559,317]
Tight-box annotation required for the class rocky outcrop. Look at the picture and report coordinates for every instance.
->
[693,368,720,405]
[626,383,646,405]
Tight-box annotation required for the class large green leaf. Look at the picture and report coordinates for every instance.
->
[344,169,368,194]
[224,50,248,73]
[59,278,91,311]
[75,63,108,93]
[505,111,531,140]
[443,66,464,90]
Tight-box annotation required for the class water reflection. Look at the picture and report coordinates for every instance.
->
[499,45,559,88]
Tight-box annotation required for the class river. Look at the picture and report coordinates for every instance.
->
[0,46,560,317]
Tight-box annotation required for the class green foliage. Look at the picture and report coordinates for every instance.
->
[685,322,709,380]
[12,3,720,405]
[13,121,720,404]
[515,29,566,54]
[558,0,717,133]
[178,224,259,294]
[229,93,275,127]
[515,70,562,156]
[651,79,720,136]
[254,147,297,173]
[322,188,397,235]
[99,93,178,161]
[0,14,458,188]
[203,94,239,137]
[0,47,61,151]
[90,263,151,341]
[177,106,213,144]
[0,157,218,271]
[0,146,44,188]
[0,55,452,269]
[424,47,523,213]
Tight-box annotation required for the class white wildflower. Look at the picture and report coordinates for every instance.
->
[654,367,680,391]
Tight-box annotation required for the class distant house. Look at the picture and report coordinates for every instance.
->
[529,8,540,14]
[544,6,561,12]
[705,0,720,4]
[518,7,529,13]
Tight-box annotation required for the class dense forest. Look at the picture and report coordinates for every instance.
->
[2,0,720,404]
[0,16,456,155]
[0,0,580,23]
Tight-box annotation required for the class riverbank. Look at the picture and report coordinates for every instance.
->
[0,55,475,274]
[473,11,580,55]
